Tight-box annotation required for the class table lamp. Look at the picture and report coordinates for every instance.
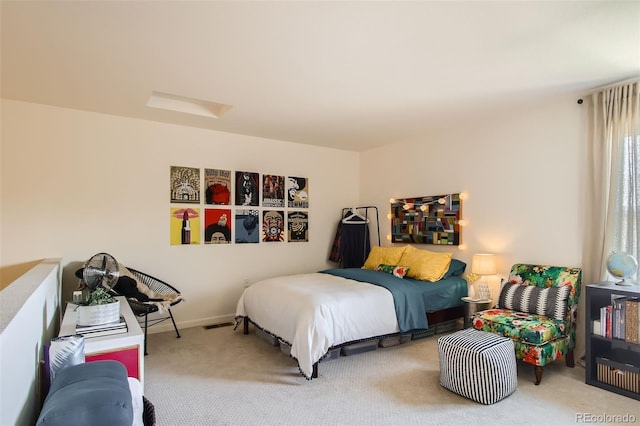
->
[471,253,497,301]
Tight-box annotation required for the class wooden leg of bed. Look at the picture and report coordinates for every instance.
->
[534,366,543,385]
[243,317,249,335]
[312,362,318,379]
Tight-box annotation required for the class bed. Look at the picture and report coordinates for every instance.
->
[235,246,468,379]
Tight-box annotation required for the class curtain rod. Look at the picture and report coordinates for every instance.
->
[577,76,640,104]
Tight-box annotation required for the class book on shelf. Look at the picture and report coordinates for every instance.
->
[76,315,127,338]
[625,298,639,344]
[76,323,126,334]
[599,306,605,337]
[77,325,128,338]
[592,319,602,336]
[76,315,125,332]
[596,298,639,344]
[612,296,627,340]
[600,305,613,338]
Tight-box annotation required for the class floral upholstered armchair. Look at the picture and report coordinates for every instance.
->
[471,264,582,385]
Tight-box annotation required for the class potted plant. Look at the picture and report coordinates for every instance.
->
[76,287,120,326]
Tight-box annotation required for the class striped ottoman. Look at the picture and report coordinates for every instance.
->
[438,328,517,404]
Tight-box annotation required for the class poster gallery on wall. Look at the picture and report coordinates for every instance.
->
[169,166,309,245]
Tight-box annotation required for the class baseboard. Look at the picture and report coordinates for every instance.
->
[145,313,236,335]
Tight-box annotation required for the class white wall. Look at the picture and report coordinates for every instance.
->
[1,100,360,331]
[360,93,586,275]
[359,93,588,351]
[0,259,61,426]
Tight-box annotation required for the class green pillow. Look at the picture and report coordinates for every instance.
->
[442,259,467,279]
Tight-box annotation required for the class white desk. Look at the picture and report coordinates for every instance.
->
[59,296,144,388]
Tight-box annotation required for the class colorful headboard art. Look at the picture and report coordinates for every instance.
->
[390,193,461,245]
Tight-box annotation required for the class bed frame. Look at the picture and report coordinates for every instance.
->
[242,305,464,379]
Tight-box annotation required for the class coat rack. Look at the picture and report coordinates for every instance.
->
[330,206,381,268]
[341,205,381,246]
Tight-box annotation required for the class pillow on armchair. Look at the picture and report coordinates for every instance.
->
[498,282,571,321]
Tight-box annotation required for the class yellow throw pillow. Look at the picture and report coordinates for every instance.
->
[399,245,452,282]
[362,246,408,270]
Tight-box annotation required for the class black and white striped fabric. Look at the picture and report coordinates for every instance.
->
[438,328,517,405]
[498,283,570,321]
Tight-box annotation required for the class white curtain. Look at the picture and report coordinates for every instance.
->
[578,81,639,361]
[584,81,640,286]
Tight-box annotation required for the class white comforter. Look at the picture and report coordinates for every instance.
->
[235,272,400,379]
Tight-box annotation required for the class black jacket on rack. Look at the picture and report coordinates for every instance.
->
[329,217,371,268]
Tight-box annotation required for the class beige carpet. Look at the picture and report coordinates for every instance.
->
[144,325,639,426]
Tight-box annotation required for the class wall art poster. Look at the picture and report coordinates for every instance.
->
[262,174,285,207]
[170,207,200,245]
[262,210,285,242]
[235,209,260,244]
[170,166,200,203]
[235,171,259,206]
[390,193,461,245]
[287,211,308,242]
[204,168,232,205]
[204,208,231,244]
[287,176,309,208]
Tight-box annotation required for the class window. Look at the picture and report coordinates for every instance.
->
[608,135,639,276]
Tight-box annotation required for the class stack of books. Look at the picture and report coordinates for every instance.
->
[76,316,128,338]
[593,297,639,343]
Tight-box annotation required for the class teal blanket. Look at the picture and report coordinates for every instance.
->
[320,268,467,332]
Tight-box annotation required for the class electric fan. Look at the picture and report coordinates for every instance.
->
[82,252,120,292]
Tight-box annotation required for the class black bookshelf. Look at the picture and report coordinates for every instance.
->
[584,282,640,400]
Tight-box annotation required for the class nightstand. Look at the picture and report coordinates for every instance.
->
[462,297,493,328]
[59,296,145,387]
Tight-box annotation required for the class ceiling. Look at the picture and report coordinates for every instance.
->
[2,1,639,152]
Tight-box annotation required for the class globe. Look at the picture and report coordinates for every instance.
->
[606,252,638,285]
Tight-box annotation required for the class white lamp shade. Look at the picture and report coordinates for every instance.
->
[471,253,497,275]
